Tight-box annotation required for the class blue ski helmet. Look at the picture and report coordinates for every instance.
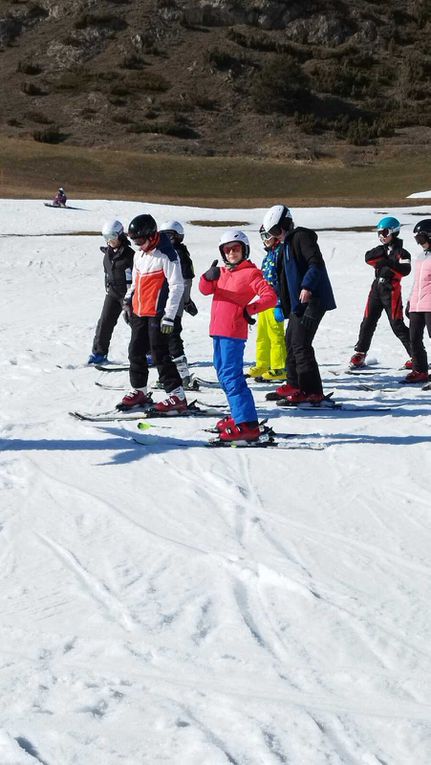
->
[376,216,400,237]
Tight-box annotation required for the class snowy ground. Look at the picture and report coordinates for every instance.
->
[1,197,431,765]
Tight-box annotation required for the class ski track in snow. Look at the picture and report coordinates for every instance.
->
[1,200,431,763]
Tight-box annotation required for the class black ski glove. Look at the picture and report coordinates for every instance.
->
[243,308,256,325]
[184,299,198,316]
[122,296,132,325]
[161,316,175,334]
[300,299,321,332]
[203,260,220,281]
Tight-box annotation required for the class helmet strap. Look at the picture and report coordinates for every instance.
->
[141,232,160,252]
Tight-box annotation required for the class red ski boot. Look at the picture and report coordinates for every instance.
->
[154,388,187,413]
[402,370,429,384]
[279,390,325,404]
[219,421,261,443]
[349,351,366,368]
[275,383,301,399]
[120,389,152,409]
[215,415,235,432]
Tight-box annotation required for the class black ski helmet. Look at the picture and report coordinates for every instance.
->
[128,214,157,240]
[413,219,431,238]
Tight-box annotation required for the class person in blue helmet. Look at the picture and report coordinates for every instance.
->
[349,216,412,369]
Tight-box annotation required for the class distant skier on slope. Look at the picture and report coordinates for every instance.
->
[349,216,412,369]
[52,187,67,207]
[87,219,134,365]
[199,229,277,444]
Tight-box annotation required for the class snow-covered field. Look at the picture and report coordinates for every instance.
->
[1,197,431,765]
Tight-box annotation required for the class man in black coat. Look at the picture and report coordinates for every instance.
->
[262,204,336,403]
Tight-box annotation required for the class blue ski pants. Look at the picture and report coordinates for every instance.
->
[213,336,257,424]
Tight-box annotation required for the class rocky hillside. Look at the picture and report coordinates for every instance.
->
[1,0,430,162]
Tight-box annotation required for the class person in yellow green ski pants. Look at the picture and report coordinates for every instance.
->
[247,228,286,381]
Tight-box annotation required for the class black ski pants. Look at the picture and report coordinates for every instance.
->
[285,310,325,394]
[168,315,185,359]
[128,314,182,392]
[355,279,411,356]
[409,312,431,373]
[92,291,123,355]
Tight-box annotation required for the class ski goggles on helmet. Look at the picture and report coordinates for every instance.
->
[266,223,284,238]
[377,228,392,238]
[414,232,430,245]
[260,228,274,243]
[131,236,149,246]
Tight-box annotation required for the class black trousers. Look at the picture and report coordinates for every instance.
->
[168,315,185,359]
[409,312,431,372]
[92,291,123,355]
[128,314,182,392]
[285,311,325,394]
[355,280,411,356]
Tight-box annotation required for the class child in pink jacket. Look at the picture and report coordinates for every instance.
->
[403,219,431,384]
[199,229,278,442]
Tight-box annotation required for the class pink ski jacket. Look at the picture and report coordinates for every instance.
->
[199,260,277,340]
[409,251,431,312]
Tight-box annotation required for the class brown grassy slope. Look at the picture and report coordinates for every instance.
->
[0,138,430,207]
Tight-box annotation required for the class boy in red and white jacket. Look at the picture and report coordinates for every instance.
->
[199,229,277,442]
[119,213,186,413]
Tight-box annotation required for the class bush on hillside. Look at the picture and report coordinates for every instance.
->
[252,54,311,114]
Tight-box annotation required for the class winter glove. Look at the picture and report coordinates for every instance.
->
[243,307,256,326]
[405,301,410,319]
[300,299,321,332]
[273,304,285,322]
[122,298,132,325]
[184,298,198,316]
[160,316,175,334]
[203,260,220,281]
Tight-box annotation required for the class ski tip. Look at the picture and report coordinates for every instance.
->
[137,422,153,431]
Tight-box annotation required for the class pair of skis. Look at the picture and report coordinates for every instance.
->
[265,391,393,413]
[132,421,325,451]
[69,399,225,423]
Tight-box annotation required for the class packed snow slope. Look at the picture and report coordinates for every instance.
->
[1,198,431,765]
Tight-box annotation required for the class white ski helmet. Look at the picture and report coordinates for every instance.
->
[102,219,124,241]
[262,204,293,238]
[159,220,184,242]
[218,229,250,261]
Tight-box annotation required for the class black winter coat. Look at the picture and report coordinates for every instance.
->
[101,234,134,299]
[175,242,195,280]
[276,227,336,317]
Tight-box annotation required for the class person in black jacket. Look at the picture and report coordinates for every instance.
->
[87,220,134,364]
[262,204,336,403]
[159,221,197,386]
[349,216,412,369]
